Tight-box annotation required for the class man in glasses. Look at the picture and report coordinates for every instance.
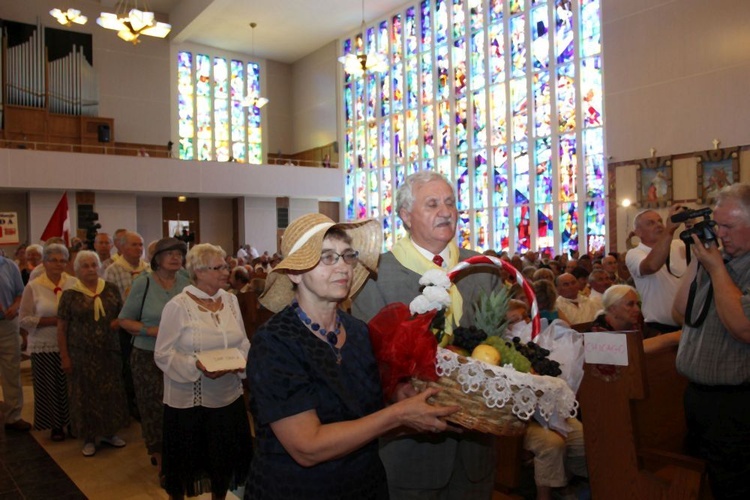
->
[353,170,499,499]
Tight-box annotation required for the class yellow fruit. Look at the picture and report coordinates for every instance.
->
[471,344,501,365]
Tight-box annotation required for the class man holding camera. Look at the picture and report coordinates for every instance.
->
[673,184,750,500]
[626,206,689,337]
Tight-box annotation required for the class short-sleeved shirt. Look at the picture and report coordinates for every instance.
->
[0,257,24,318]
[118,270,190,351]
[246,306,387,499]
[676,251,750,385]
[626,240,686,325]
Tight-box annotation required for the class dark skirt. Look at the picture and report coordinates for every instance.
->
[130,347,164,454]
[162,396,252,497]
[30,351,70,431]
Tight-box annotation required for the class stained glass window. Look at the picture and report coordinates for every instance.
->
[342,0,605,255]
[177,50,264,163]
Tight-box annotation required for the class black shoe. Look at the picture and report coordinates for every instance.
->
[51,428,66,441]
[4,419,31,431]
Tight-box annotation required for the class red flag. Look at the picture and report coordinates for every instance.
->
[40,192,70,245]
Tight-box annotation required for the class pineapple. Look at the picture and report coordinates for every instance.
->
[472,286,511,337]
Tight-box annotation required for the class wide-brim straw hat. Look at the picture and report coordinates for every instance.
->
[259,213,382,312]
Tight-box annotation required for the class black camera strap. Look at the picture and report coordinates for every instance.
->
[684,264,712,328]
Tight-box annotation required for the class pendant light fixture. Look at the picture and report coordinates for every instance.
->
[97,0,171,44]
[49,8,88,26]
[242,22,269,109]
[338,0,388,77]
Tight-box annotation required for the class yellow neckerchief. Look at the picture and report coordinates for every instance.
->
[35,272,72,304]
[115,257,148,276]
[391,237,463,332]
[73,278,107,321]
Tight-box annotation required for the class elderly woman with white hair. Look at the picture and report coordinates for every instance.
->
[19,243,76,441]
[591,284,681,353]
[591,284,642,332]
[57,250,128,456]
[155,243,251,500]
[22,243,43,284]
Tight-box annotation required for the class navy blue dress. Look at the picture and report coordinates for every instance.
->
[245,306,388,500]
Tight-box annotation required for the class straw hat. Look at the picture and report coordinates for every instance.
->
[259,213,382,312]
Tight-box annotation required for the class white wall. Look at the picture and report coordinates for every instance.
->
[603,0,750,161]
[266,60,294,157]
[0,149,343,199]
[95,192,138,237]
[290,41,339,153]
[199,197,234,253]
[136,196,163,248]
[239,197,278,255]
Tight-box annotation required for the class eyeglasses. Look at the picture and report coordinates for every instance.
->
[319,250,359,266]
[204,264,230,272]
[46,258,68,264]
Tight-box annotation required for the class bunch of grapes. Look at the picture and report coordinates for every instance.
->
[512,337,562,377]
[482,337,532,373]
[452,326,488,353]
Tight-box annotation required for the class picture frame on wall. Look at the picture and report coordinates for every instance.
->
[636,156,673,208]
[697,147,740,204]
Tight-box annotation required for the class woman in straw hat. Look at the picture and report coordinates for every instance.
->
[245,213,459,500]
[155,243,251,499]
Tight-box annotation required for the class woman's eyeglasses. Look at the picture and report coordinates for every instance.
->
[205,264,230,272]
[319,250,359,266]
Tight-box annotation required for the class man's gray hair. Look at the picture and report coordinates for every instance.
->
[716,183,750,221]
[395,171,453,218]
[588,269,609,283]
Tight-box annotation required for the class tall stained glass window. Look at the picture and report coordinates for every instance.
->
[177,50,264,163]
[341,0,604,255]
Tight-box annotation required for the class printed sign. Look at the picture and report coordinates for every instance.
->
[583,331,629,366]
[0,212,20,245]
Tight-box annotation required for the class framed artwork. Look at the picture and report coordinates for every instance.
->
[697,147,740,204]
[636,156,673,208]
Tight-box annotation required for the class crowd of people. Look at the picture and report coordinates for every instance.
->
[0,174,748,500]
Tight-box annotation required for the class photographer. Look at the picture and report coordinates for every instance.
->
[672,184,750,500]
[625,205,689,337]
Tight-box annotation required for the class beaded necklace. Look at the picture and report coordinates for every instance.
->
[293,301,342,364]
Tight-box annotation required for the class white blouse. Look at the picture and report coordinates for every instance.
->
[19,274,77,353]
[155,285,250,409]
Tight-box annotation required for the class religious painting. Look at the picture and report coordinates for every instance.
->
[636,156,673,208]
[697,147,740,204]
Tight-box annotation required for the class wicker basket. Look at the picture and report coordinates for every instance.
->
[411,377,528,436]
[410,347,579,437]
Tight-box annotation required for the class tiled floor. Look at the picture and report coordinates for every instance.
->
[1,360,241,500]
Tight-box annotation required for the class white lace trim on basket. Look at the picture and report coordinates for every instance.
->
[435,347,579,421]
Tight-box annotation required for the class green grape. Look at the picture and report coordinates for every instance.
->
[482,337,531,373]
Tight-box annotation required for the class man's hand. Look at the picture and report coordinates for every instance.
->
[690,234,724,273]
[666,204,686,233]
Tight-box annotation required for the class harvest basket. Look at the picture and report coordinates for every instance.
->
[368,255,578,437]
[413,347,578,436]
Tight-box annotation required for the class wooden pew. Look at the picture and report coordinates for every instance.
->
[577,331,710,499]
